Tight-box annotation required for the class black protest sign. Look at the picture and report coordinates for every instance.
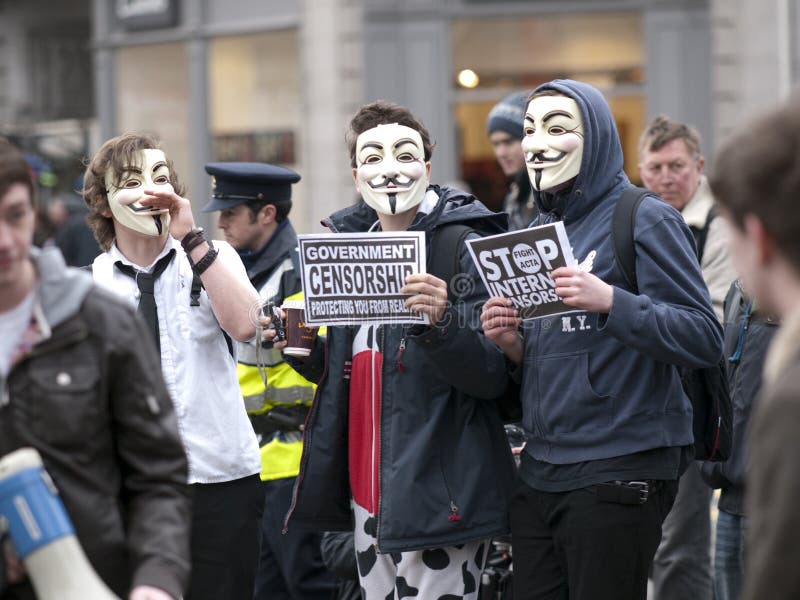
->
[466,222,578,319]
[297,232,428,326]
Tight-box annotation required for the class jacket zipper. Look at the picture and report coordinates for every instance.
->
[375,324,385,550]
[396,335,406,373]
[530,212,562,439]
[283,332,330,534]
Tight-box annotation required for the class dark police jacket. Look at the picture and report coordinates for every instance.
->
[285,186,516,553]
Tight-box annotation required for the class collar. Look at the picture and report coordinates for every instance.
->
[238,219,289,271]
[681,176,715,228]
[110,237,179,272]
[367,189,440,232]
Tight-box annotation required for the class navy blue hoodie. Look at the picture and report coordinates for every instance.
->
[520,79,723,465]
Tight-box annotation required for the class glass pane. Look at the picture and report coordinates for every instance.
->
[451,11,644,210]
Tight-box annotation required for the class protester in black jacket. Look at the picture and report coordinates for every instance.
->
[701,279,778,600]
[280,101,515,600]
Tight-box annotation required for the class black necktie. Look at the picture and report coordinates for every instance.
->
[115,249,176,353]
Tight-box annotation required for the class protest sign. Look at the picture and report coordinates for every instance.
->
[297,231,428,326]
[466,222,578,319]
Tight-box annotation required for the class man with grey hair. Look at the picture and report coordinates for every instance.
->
[639,114,737,600]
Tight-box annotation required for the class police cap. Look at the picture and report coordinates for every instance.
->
[201,162,301,212]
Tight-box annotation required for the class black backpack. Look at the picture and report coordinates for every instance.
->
[611,187,732,461]
[428,223,523,423]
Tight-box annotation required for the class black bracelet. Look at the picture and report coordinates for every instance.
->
[181,227,206,254]
[191,241,218,276]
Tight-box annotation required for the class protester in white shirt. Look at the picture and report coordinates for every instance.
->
[82,132,262,600]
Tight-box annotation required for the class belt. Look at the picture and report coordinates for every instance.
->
[588,480,664,505]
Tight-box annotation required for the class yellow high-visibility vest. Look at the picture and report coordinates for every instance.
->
[240,269,318,480]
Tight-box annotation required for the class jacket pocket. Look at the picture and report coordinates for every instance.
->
[535,352,612,434]
[26,364,103,450]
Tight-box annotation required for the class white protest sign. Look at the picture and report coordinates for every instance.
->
[297,231,428,326]
[466,222,579,319]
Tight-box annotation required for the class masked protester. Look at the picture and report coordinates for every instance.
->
[280,101,516,599]
[481,80,723,600]
[0,137,190,600]
[82,133,264,600]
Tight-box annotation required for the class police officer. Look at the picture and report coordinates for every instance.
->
[202,162,336,600]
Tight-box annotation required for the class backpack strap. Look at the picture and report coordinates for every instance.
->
[611,186,651,294]
[191,271,234,357]
[428,223,475,303]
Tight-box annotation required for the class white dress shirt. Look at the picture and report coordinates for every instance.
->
[92,236,261,484]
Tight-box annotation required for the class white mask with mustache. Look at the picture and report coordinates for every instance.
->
[354,124,429,215]
[522,96,584,192]
[105,148,172,237]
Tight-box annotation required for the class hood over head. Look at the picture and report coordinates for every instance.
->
[32,246,94,329]
[529,79,628,222]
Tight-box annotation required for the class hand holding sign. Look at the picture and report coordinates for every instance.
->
[297,232,428,325]
[402,273,448,324]
[480,297,523,364]
[552,266,614,313]
[467,222,578,320]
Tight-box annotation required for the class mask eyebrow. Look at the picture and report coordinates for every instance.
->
[393,137,419,149]
[151,161,169,173]
[119,165,143,176]
[542,110,574,123]
[359,142,384,152]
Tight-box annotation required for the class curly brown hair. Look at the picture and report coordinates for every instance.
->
[83,133,185,251]
[346,100,435,168]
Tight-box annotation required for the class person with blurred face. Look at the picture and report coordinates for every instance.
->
[638,115,737,600]
[709,96,800,600]
[283,100,516,600]
[200,162,337,600]
[487,91,537,230]
[0,139,190,600]
[83,133,264,600]
[481,80,722,600]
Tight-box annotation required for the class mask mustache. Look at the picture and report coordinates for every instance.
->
[526,151,567,165]
[128,203,163,214]
[367,175,413,190]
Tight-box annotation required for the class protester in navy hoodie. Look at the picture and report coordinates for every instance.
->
[481,79,723,600]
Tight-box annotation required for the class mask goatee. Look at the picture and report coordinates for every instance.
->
[388,193,397,214]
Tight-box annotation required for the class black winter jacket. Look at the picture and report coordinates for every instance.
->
[700,280,779,515]
[286,186,516,552]
[1,248,191,599]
